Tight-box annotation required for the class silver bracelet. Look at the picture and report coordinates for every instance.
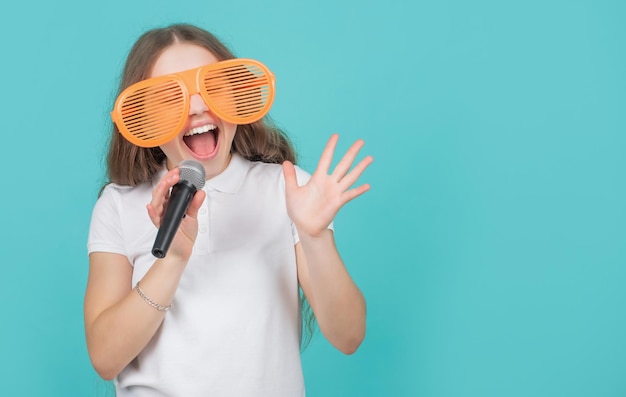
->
[135,281,171,312]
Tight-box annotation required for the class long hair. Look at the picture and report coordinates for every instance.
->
[106,23,295,186]
[105,23,315,348]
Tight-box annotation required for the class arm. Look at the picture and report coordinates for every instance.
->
[283,134,373,354]
[84,169,206,380]
[295,232,366,354]
[84,252,187,379]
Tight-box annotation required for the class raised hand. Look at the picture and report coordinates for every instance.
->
[282,134,373,238]
[146,168,206,262]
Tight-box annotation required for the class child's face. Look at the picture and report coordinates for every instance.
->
[150,42,238,180]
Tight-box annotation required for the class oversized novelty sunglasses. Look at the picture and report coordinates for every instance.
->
[111,58,275,147]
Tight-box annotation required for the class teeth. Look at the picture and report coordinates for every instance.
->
[184,124,217,136]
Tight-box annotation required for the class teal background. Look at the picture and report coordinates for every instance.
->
[1,0,625,396]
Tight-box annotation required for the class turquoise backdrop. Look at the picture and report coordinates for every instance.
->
[1,0,625,396]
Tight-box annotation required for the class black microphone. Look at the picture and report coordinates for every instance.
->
[152,160,206,258]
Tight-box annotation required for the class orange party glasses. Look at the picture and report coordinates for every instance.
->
[111,58,275,147]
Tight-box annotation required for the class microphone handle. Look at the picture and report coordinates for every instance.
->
[152,180,197,258]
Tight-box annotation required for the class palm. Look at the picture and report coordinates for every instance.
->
[283,134,373,238]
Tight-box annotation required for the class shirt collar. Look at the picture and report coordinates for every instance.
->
[153,153,249,194]
[204,152,249,194]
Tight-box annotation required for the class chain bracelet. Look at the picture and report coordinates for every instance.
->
[135,281,171,312]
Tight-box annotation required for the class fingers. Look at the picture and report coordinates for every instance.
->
[282,160,298,194]
[337,150,373,205]
[326,135,372,193]
[185,189,206,219]
[331,139,366,181]
[316,133,339,175]
[147,169,180,226]
[339,155,374,189]
[341,183,371,205]
[147,171,206,227]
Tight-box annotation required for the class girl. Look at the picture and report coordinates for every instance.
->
[84,23,371,396]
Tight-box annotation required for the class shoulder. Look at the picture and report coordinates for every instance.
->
[247,160,311,187]
[99,169,164,203]
[94,177,158,217]
[89,178,158,253]
[99,182,135,200]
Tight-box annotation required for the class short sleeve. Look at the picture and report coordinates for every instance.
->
[87,185,127,256]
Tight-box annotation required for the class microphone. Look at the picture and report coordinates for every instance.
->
[152,160,206,258]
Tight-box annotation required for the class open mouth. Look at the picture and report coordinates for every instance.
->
[182,123,219,157]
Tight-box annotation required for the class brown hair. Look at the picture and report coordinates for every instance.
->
[104,23,315,348]
[106,23,296,186]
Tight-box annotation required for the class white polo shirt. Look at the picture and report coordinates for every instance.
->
[88,153,311,397]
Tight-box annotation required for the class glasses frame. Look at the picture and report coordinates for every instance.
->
[111,58,276,147]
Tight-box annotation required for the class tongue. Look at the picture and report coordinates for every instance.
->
[184,131,217,156]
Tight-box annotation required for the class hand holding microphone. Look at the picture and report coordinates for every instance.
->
[150,160,206,258]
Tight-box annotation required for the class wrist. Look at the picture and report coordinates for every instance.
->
[154,253,190,271]
[298,228,333,244]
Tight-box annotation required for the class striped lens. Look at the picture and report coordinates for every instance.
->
[112,77,188,147]
[201,60,275,125]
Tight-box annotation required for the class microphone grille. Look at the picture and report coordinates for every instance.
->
[178,160,206,190]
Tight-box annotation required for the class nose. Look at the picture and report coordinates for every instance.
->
[189,94,209,116]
